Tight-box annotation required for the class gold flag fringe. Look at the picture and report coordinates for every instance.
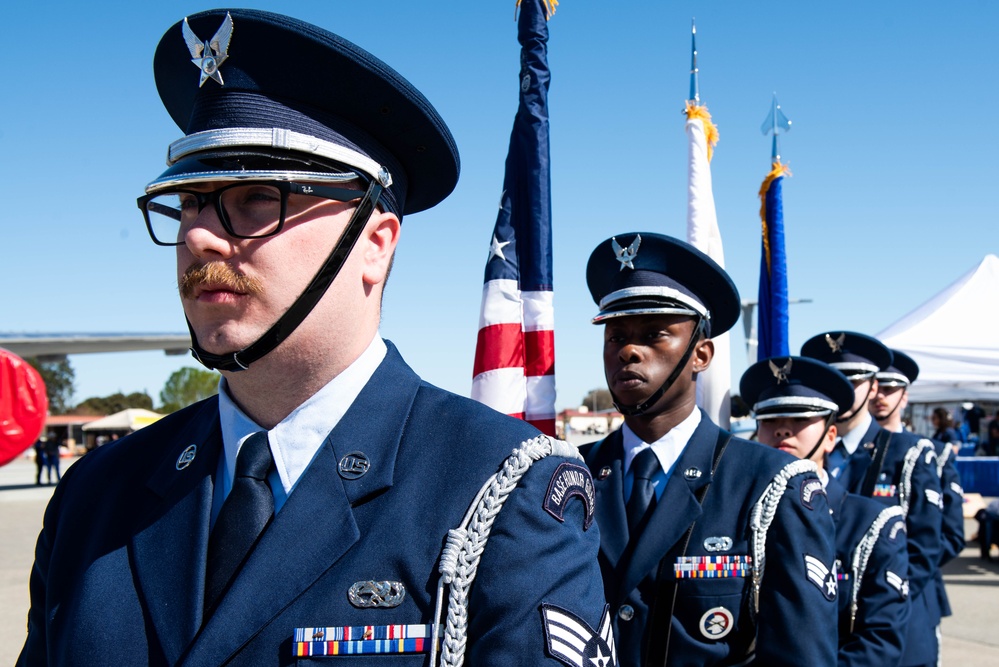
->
[685,101,719,162]
[517,0,559,20]
[758,161,791,273]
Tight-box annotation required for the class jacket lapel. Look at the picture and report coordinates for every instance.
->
[589,432,629,569]
[183,342,422,666]
[617,417,718,599]
[131,399,222,666]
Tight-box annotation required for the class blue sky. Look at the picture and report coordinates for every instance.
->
[1,1,996,409]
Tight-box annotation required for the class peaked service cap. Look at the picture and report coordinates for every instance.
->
[740,356,855,420]
[586,232,740,338]
[146,8,460,218]
[800,331,892,379]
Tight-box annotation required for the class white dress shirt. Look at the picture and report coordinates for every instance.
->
[841,411,873,456]
[622,408,702,501]
[212,336,387,526]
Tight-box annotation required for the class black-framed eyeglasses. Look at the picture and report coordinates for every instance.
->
[137,181,365,246]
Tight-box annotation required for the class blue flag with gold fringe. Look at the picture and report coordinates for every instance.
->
[757,162,789,360]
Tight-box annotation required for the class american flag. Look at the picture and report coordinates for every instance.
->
[471,0,556,436]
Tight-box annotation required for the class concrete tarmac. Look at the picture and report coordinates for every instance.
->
[2,454,997,665]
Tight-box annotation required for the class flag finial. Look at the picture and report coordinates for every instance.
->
[761,93,792,163]
[689,19,699,105]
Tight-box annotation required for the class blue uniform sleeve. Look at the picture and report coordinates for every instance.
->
[939,450,966,566]
[464,455,611,666]
[753,472,838,667]
[904,445,943,600]
[838,511,911,667]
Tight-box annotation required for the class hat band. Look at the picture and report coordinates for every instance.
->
[167,127,392,187]
[753,395,839,419]
[830,361,879,378]
[592,306,700,324]
[596,286,707,316]
[875,372,910,387]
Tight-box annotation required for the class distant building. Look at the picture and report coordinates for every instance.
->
[557,406,624,445]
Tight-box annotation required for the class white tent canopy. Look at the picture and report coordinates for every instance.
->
[878,254,999,402]
[82,408,164,432]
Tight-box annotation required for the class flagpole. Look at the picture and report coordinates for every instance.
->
[684,20,730,428]
[757,94,792,361]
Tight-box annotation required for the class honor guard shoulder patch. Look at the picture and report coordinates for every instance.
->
[804,554,837,601]
[541,604,617,667]
[800,478,826,510]
[544,462,596,530]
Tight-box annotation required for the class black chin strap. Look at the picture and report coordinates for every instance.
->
[188,181,383,372]
[835,376,873,425]
[611,317,707,417]
[807,412,837,462]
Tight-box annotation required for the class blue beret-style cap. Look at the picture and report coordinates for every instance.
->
[585,232,740,338]
[146,8,460,217]
[800,331,892,379]
[740,356,855,420]
[878,348,919,387]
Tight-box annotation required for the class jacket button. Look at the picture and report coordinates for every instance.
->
[618,605,634,621]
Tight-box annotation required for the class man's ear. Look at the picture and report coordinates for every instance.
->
[692,337,714,374]
[361,211,400,287]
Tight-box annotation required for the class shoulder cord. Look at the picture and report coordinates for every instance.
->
[429,435,580,667]
[899,440,936,518]
[849,505,905,633]
[748,459,819,616]
[936,442,952,479]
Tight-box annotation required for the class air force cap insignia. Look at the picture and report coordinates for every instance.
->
[544,462,595,530]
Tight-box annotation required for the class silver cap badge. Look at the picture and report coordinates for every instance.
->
[769,358,792,384]
[611,234,641,271]
[825,332,846,354]
[182,13,234,87]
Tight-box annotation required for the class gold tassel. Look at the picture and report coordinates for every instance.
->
[684,101,719,162]
[758,161,791,273]
[516,0,559,20]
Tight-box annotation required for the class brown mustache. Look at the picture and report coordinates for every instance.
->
[179,262,263,299]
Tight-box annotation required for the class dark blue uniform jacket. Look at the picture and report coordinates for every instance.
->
[582,415,838,667]
[18,343,608,666]
[838,422,942,666]
[826,477,910,666]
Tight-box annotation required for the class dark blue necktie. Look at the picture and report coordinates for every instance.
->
[205,431,274,614]
[828,439,848,476]
[627,448,660,533]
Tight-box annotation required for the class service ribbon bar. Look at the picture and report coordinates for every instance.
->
[674,555,752,579]
[294,624,440,657]
[872,484,897,498]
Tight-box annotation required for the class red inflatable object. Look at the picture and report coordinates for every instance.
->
[0,349,49,467]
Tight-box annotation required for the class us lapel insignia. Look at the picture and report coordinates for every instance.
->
[175,444,197,470]
[347,580,406,609]
[338,451,370,480]
[541,604,617,667]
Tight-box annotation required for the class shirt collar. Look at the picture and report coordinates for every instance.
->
[840,411,873,456]
[218,335,387,497]
[622,407,702,475]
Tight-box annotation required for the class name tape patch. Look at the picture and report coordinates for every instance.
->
[544,462,596,530]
